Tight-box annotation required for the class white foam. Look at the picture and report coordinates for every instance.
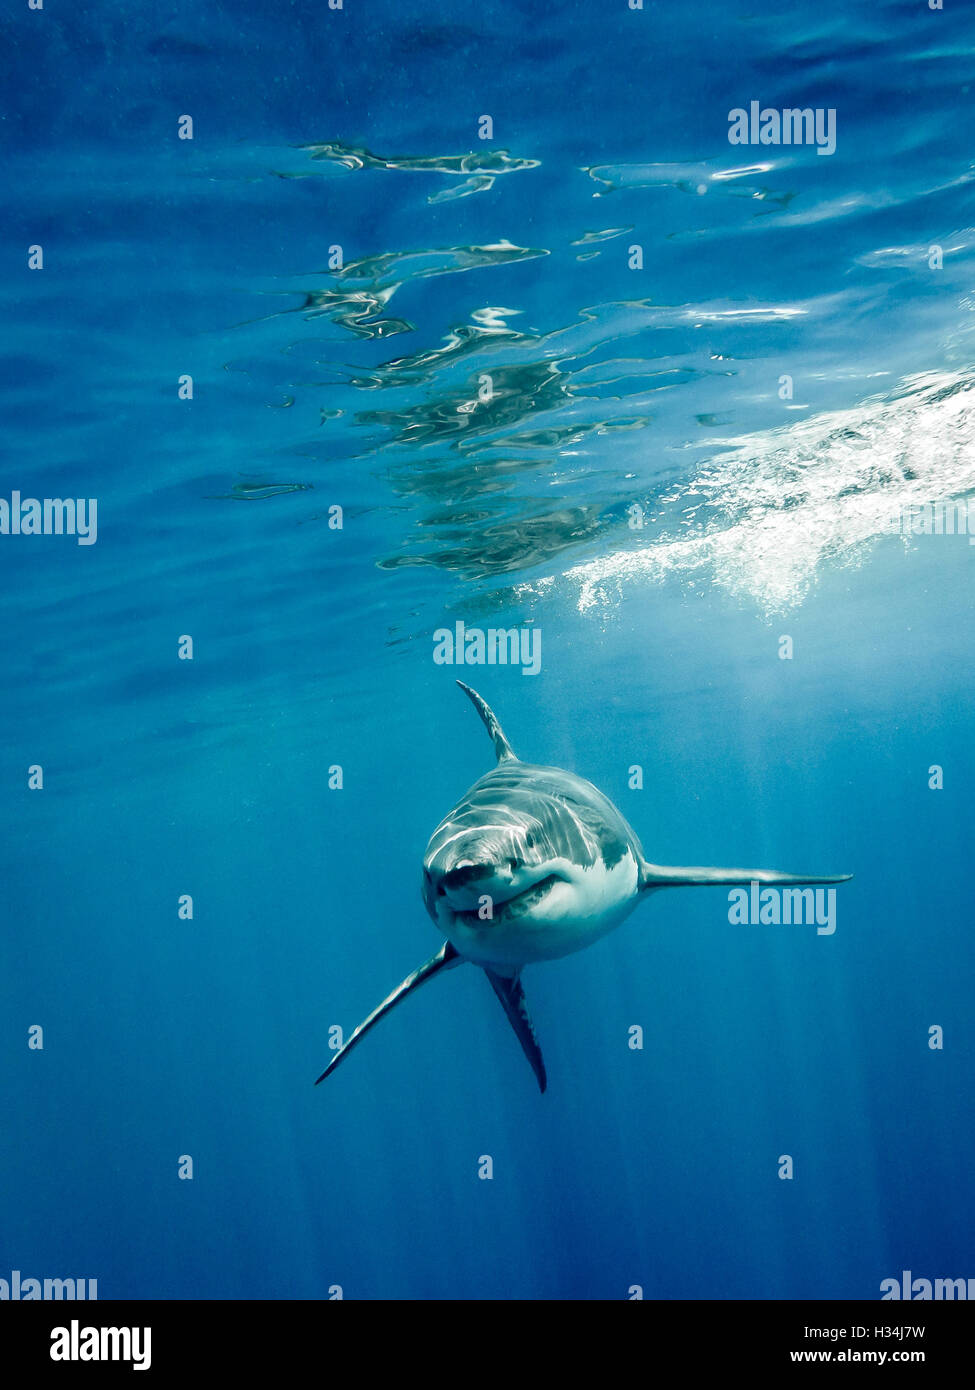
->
[516,369,975,616]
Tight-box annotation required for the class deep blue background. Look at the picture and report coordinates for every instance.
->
[1,0,973,1299]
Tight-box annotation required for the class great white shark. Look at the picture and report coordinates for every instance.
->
[316,681,851,1092]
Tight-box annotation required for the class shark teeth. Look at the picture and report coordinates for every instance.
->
[453,873,565,928]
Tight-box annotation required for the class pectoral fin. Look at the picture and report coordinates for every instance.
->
[641,863,852,889]
[315,941,463,1084]
[484,969,547,1093]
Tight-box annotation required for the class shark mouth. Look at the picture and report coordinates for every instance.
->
[451,872,567,927]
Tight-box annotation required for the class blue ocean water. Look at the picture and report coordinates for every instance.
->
[2,0,974,1301]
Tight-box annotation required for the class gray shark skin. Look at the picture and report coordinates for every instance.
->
[316,681,851,1092]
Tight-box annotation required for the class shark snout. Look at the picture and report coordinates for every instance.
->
[435,860,518,910]
[442,861,501,892]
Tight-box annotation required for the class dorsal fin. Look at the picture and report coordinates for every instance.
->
[456,681,518,762]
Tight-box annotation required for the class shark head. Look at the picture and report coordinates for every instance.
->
[422,820,556,913]
[422,802,568,919]
[420,760,644,970]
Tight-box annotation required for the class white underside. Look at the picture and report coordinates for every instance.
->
[436,850,642,971]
